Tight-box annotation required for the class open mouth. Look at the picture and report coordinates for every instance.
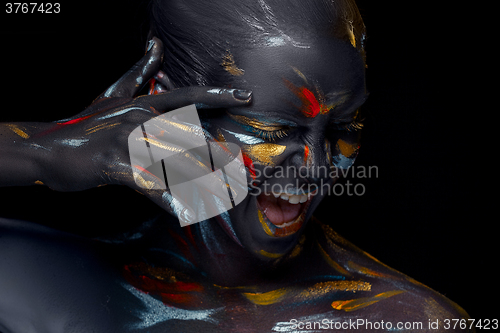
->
[256,190,316,237]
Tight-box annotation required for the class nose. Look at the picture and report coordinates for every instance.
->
[288,134,333,184]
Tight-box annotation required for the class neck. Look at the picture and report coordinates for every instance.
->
[129,213,280,286]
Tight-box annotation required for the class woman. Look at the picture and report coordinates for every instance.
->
[0,0,471,331]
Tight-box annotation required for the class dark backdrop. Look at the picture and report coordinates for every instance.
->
[1,0,493,322]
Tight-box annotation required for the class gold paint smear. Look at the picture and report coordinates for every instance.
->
[292,66,309,84]
[287,235,306,259]
[227,113,283,132]
[221,51,245,76]
[317,242,352,277]
[299,281,371,299]
[347,22,356,48]
[216,128,226,142]
[336,139,358,157]
[243,143,286,166]
[86,122,121,135]
[243,288,290,305]
[258,249,284,259]
[258,210,274,236]
[331,290,406,312]
[347,261,392,279]
[6,124,30,139]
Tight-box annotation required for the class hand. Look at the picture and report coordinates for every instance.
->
[34,37,252,222]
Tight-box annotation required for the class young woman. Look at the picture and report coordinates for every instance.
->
[0,0,471,331]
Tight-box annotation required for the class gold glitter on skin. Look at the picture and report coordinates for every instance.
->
[299,280,371,299]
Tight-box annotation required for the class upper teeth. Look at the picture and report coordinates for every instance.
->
[272,192,310,204]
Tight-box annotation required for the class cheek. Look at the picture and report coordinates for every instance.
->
[329,135,360,170]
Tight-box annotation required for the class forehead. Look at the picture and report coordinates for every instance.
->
[228,37,366,120]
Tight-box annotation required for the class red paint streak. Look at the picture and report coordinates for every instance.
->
[301,88,321,118]
[283,78,330,118]
[57,114,94,126]
[123,264,204,306]
[148,78,157,95]
[184,225,199,251]
[303,145,310,164]
[167,229,197,266]
[242,152,256,180]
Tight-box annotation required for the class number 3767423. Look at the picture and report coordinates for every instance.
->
[6,3,60,14]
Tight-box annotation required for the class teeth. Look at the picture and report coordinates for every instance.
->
[272,192,311,205]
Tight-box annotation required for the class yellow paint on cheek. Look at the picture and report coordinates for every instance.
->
[243,143,286,166]
[331,290,406,312]
[243,288,290,305]
[6,124,29,139]
[336,139,358,157]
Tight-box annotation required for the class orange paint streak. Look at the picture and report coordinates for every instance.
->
[303,145,310,164]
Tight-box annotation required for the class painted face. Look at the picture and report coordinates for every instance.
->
[201,36,367,260]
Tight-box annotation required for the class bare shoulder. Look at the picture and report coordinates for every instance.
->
[311,219,472,332]
[0,218,136,333]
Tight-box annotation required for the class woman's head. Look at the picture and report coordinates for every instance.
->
[149,0,368,259]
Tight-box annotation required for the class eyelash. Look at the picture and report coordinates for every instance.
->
[253,128,290,141]
[331,119,364,132]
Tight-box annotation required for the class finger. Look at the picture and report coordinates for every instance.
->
[140,118,247,187]
[99,37,163,99]
[128,132,236,202]
[154,70,176,90]
[135,86,253,112]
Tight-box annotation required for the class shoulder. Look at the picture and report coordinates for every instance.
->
[0,218,136,333]
[309,218,472,332]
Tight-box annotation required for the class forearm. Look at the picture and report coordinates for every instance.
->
[0,122,52,187]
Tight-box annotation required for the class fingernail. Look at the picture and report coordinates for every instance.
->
[233,89,252,101]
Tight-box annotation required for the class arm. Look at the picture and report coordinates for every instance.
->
[0,37,252,223]
[0,122,51,187]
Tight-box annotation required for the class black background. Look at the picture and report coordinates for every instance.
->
[1,0,494,323]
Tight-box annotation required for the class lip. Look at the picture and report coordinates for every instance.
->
[256,191,315,237]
